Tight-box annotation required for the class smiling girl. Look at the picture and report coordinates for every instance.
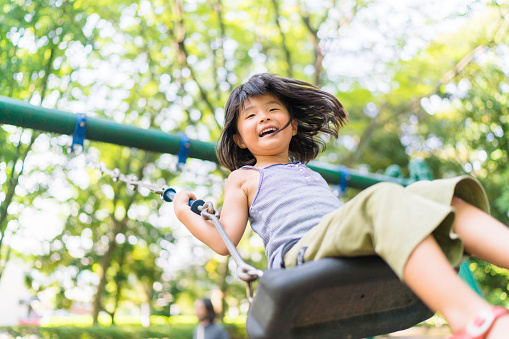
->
[173,73,509,338]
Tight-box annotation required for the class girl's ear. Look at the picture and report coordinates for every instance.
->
[233,134,247,149]
[291,119,298,136]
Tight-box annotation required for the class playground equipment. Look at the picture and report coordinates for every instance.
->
[0,95,482,338]
[0,95,412,189]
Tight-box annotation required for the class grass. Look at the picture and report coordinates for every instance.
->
[0,315,247,339]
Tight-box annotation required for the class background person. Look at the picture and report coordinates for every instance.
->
[193,298,229,339]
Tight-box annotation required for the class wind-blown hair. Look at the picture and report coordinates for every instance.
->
[217,73,348,171]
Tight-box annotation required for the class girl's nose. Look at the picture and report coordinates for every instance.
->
[259,114,271,123]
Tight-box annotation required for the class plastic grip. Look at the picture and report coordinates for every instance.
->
[161,188,177,202]
[162,188,205,215]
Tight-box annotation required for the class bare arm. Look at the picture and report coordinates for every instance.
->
[173,170,250,255]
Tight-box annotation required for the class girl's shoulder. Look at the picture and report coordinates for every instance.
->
[228,167,259,185]
[227,168,260,202]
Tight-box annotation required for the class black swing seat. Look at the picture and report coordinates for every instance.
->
[246,256,434,339]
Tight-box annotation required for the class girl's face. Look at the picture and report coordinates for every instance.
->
[234,94,297,163]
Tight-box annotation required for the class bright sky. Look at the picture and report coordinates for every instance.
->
[324,0,491,89]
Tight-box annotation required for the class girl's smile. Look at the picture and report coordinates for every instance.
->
[233,94,297,165]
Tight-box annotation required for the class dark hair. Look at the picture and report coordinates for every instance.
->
[200,298,216,323]
[217,73,348,171]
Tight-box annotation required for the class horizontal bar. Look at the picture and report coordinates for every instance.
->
[0,95,217,162]
[0,95,410,189]
[308,161,411,190]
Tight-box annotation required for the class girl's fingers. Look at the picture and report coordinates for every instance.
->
[174,191,197,205]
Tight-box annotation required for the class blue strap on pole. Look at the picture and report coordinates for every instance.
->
[70,113,87,153]
[336,165,350,198]
[177,132,190,168]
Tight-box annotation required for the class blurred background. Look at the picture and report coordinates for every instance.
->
[1,0,508,337]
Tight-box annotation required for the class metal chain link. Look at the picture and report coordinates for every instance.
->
[94,160,166,194]
[200,202,263,303]
[70,151,263,302]
[69,152,167,195]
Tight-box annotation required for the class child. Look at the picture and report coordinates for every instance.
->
[173,73,509,338]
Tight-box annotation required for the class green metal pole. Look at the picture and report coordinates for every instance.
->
[0,95,216,162]
[307,161,411,190]
[0,95,410,189]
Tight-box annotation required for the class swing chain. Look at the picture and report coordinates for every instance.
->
[200,202,264,302]
[72,152,264,302]
[81,155,166,195]
[245,281,255,304]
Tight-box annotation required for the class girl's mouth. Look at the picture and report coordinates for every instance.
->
[259,127,278,137]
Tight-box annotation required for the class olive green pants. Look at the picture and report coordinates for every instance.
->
[284,176,489,280]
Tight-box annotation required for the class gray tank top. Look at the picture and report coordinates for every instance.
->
[241,162,341,269]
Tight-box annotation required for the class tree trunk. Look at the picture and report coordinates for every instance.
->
[92,219,124,325]
[0,132,38,281]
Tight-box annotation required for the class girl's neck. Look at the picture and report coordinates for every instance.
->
[254,155,290,168]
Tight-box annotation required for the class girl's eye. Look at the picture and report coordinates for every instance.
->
[269,108,279,112]
[246,114,255,119]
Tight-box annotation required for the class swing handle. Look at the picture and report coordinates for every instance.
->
[200,202,264,284]
[163,189,263,301]
[161,187,205,215]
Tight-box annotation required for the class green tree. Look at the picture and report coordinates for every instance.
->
[374,5,509,305]
[3,0,508,326]
[0,0,92,282]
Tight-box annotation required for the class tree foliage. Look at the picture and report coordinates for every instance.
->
[1,0,509,325]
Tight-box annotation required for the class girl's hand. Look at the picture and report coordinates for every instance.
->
[169,170,251,256]
[173,191,197,218]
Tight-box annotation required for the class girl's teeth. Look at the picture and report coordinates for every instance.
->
[261,128,276,136]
